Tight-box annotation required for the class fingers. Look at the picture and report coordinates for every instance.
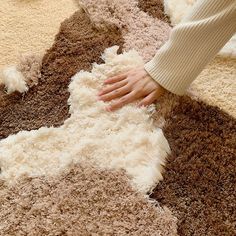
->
[98,67,167,112]
[104,73,127,84]
[138,89,162,107]
[98,80,127,96]
[106,91,138,111]
[99,84,130,102]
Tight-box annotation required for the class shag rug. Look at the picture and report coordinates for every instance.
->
[0,1,235,235]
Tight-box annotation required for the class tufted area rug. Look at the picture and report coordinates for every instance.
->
[0,1,235,235]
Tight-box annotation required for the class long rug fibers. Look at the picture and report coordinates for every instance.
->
[0,1,235,235]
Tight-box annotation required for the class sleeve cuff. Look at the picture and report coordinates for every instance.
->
[144,59,186,96]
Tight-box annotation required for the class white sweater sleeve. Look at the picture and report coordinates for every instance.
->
[144,0,236,95]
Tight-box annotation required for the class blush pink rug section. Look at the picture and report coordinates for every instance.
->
[79,0,171,61]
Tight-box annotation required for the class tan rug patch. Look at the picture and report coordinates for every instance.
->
[0,0,77,70]
[189,57,236,118]
[0,164,177,236]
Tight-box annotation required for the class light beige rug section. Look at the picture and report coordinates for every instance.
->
[189,57,236,118]
[0,0,77,70]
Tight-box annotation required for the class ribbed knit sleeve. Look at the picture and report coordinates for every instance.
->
[144,0,236,95]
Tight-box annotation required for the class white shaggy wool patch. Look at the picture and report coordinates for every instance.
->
[0,66,28,94]
[164,0,196,25]
[164,0,236,58]
[0,46,170,193]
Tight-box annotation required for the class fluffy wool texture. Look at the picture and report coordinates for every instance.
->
[0,47,170,193]
[0,54,42,94]
[0,66,28,94]
[79,0,171,61]
[164,0,196,25]
[164,0,236,58]
[0,164,178,236]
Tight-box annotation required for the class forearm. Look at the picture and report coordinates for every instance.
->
[144,0,236,95]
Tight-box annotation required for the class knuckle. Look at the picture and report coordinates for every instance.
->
[126,82,133,89]
[120,97,127,103]
[135,88,142,94]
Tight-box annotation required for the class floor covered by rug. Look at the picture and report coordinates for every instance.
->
[0,1,235,235]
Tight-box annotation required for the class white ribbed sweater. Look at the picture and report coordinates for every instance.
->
[144,0,236,95]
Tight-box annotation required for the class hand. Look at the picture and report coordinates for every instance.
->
[97,67,166,111]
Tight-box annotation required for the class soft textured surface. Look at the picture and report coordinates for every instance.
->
[189,56,236,118]
[0,3,177,235]
[0,164,178,236]
[0,10,124,140]
[0,54,42,94]
[164,0,196,25]
[0,47,170,192]
[17,53,42,88]
[79,0,171,61]
[163,0,236,58]
[138,0,170,23]
[0,1,235,234]
[151,96,236,236]
[0,66,28,94]
[0,0,77,70]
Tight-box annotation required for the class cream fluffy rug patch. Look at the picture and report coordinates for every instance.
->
[0,47,170,193]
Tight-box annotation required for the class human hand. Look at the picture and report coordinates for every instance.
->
[97,67,166,111]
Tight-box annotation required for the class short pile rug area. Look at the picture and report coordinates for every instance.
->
[0,1,235,235]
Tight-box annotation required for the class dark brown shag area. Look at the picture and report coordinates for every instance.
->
[151,96,236,236]
[138,0,171,24]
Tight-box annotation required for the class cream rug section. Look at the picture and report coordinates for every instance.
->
[189,57,236,118]
[0,47,170,193]
[0,0,77,70]
[164,0,236,58]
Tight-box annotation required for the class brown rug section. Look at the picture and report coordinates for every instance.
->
[151,96,236,236]
[0,9,124,140]
[0,164,178,236]
[138,0,170,24]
